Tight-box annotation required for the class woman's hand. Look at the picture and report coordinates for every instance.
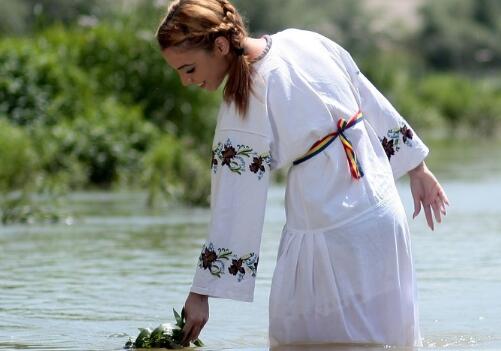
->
[408,161,449,231]
[181,292,209,346]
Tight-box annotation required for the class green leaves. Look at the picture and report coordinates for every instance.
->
[134,328,152,348]
[173,308,183,328]
[124,308,204,349]
[0,23,216,204]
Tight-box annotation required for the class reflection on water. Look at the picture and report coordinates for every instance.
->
[0,141,500,351]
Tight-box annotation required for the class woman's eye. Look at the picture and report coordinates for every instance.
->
[186,67,195,74]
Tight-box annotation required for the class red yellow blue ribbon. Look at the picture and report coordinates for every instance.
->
[293,110,364,180]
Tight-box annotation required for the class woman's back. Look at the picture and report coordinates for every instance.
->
[254,29,404,230]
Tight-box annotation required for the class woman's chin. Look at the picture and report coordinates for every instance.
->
[205,84,218,92]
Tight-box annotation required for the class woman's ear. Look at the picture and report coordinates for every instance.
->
[214,36,231,56]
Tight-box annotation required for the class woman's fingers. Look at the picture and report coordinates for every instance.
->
[432,199,442,224]
[423,203,434,231]
[182,324,202,346]
[181,317,205,345]
[181,320,194,345]
[441,191,450,207]
[412,195,422,219]
[188,325,202,344]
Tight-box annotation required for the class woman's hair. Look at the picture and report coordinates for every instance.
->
[156,0,253,116]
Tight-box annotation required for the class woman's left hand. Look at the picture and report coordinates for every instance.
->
[408,161,449,230]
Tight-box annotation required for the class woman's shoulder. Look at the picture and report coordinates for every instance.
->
[272,28,327,39]
[255,28,345,82]
[271,28,342,49]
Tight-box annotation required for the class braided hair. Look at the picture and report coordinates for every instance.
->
[156,0,253,116]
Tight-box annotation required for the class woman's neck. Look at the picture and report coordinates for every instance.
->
[242,36,267,61]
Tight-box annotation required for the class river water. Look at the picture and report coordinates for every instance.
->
[1,140,500,351]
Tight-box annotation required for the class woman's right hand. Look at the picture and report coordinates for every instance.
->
[409,161,449,230]
[181,292,209,346]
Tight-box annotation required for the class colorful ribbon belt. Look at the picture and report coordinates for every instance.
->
[293,110,365,180]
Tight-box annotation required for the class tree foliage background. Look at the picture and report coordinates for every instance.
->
[0,0,500,219]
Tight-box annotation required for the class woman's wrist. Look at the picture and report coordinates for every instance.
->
[408,161,427,177]
[189,291,208,301]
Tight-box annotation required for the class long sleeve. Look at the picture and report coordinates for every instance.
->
[336,44,429,180]
[190,104,272,302]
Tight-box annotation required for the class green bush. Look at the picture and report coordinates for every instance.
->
[0,119,37,192]
[0,119,42,224]
[417,0,501,71]
[463,81,501,137]
[416,74,477,130]
[0,34,94,127]
[143,135,211,207]
[0,23,219,198]
[42,23,219,150]
[35,98,160,187]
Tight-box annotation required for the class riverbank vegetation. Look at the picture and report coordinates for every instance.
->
[0,0,500,221]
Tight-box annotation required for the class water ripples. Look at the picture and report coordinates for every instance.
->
[1,182,501,350]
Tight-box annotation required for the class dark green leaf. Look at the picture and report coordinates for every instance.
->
[173,308,182,326]
[193,338,204,347]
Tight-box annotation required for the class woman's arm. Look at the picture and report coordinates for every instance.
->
[408,161,449,230]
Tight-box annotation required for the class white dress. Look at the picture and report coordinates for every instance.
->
[189,29,429,347]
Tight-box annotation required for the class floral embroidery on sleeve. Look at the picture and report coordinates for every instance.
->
[211,139,271,179]
[381,124,414,160]
[198,242,259,282]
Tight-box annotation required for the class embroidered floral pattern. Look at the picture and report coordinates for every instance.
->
[211,139,271,179]
[198,243,232,278]
[381,124,414,160]
[381,137,395,159]
[249,156,266,175]
[198,242,259,282]
[211,150,218,168]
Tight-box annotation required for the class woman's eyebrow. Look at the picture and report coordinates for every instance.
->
[176,63,194,70]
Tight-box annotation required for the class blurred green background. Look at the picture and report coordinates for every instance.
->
[0,0,500,224]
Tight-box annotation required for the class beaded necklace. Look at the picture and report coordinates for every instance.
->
[250,35,272,63]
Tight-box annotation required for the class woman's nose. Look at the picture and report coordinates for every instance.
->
[181,74,193,87]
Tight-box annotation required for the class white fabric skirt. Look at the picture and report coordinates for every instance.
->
[268,195,422,347]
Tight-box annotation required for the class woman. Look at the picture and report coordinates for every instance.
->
[155,0,449,347]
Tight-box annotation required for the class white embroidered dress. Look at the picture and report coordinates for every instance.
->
[190,29,428,347]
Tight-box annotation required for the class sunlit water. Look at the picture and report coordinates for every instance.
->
[1,141,500,351]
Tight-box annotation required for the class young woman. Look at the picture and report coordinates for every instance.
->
[156,0,449,347]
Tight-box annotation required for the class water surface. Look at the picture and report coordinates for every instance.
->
[1,140,500,350]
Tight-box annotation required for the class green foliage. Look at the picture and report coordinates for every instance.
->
[0,0,114,35]
[0,119,64,225]
[0,23,217,201]
[376,71,501,137]
[0,193,66,225]
[41,99,159,187]
[234,0,376,54]
[0,119,37,192]
[125,308,203,349]
[418,0,501,70]
[0,36,92,126]
[1,0,500,216]
[467,82,501,136]
[417,74,476,129]
[143,135,211,207]
[74,23,219,148]
[0,1,30,35]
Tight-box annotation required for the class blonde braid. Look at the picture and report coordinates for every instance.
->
[216,0,247,52]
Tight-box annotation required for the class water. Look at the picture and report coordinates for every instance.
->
[1,140,501,351]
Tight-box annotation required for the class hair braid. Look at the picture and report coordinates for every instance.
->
[156,0,254,116]
[217,0,246,49]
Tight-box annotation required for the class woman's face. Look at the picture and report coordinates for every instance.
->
[162,37,231,91]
